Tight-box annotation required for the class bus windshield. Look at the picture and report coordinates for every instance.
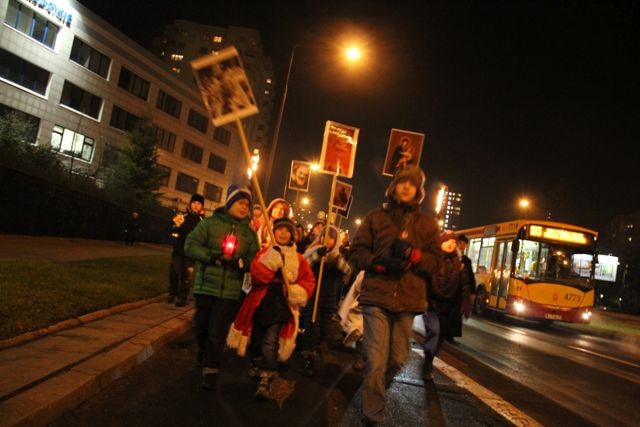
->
[514,239,594,289]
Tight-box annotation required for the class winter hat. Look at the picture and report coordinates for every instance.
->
[457,233,469,243]
[273,217,296,239]
[266,198,291,219]
[438,230,458,244]
[225,184,252,211]
[385,165,426,205]
[189,193,205,205]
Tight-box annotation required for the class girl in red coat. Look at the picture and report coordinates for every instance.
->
[227,217,315,399]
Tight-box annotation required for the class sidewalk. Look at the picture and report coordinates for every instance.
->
[0,301,194,427]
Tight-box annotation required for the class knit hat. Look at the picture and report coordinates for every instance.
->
[457,233,469,243]
[438,230,458,244]
[385,166,426,205]
[273,217,296,239]
[189,193,205,205]
[266,198,291,219]
[225,184,252,211]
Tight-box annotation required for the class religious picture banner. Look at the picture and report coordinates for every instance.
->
[336,195,353,218]
[191,46,259,127]
[382,128,425,177]
[332,180,353,211]
[319,120,359,178]
[288,160,311,192]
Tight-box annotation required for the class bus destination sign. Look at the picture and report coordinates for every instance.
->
[529,225,588,245]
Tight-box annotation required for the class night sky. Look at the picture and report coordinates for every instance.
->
[80,0,640,234]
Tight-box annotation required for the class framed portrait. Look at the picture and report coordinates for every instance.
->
[382,128,425,177]
[319,121,359,178]
[191,46,259,127]
[288,160,311,192]
[331,180,353,211]
[336,195,353,218]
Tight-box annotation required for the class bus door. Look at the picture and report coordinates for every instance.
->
[489,241,504,308]
[497,241,513,308]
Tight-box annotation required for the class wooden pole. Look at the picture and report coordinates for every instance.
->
[235,119,289,287]
[311,162,339,323]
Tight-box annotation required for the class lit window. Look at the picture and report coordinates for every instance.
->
[212,36,223,43]
[264,90,270,95]
[170,54,184,62]
[50,125,95,162]
[266,78,272,84]
[629,237,633,242]
[171,67,181,74]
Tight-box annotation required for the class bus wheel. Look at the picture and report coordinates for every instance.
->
[474,287,488,315]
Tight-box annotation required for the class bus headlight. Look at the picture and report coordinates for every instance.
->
[514,300,526,313]
[581,310,592,321]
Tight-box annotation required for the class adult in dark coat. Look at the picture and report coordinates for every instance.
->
[168,194,204,306]
[447,233,476,340]
[349,166,439,425]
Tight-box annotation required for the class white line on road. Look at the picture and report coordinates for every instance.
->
[412,348,543,427]
[567,345,640,369]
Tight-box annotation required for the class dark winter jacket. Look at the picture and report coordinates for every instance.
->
[170,211,202,257]
[427,252,470,314]
[185,207,259,301]
[349,203,439,313]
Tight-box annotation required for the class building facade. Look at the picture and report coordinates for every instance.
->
[0,0,253,213]
[151,20,275,182]
[434,184,463,231]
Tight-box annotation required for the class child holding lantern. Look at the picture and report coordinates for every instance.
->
[185,184,259,390]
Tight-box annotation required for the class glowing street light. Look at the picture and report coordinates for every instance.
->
[310,162,320,172]
[355,218,362,226]
[519,198,530,209]
[345,46,362,62]
[301,197,310,206]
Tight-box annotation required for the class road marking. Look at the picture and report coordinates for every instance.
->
[567,345,640,369]
[413,348,543,427]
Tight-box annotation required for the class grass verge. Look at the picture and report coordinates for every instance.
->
[0,255,167,340]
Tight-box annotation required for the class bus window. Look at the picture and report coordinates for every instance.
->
[467,238,482,272]
[477,237,495,273]
[514,240,541,279]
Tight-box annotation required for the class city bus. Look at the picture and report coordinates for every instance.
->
[457,219,598,324]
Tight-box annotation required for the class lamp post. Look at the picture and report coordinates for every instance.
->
[263,44,363,199]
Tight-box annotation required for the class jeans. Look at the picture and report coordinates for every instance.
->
[249,322,283,371]
[361,305,414,423]
[194,295,239,370]
[422,311,451,371]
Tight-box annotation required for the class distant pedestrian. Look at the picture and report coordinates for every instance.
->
[298,219,324,254]
[349,166,439,425]
[300,224,352,376]
[168,194,204,307]
[227,217,315,399]
[422,231,470,380]
[185,184,259,390]
[124,212,140,246]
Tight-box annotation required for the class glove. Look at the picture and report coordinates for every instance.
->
[260,246,284,271]
[316,246,328,257]
[287,284,309,307]
[409,248,423,265]
[391,238,412,261]
[220,255,246,271]
[371,255,409,275]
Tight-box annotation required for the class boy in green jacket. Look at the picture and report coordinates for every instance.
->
[185,184,259,390]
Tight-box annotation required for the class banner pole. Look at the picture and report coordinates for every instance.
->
[235,119,289,287]
[312,162,339,323]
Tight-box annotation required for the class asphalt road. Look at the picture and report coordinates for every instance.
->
[440,315,640,427]
[50,325,507,427]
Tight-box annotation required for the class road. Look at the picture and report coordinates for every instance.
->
[50,325,507,427]
[441,315,640,426]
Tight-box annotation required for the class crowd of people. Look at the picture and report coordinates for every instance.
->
[165,165,475,425]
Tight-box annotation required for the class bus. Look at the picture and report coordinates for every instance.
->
[457,219,598,324]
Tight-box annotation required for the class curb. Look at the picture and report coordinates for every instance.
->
[0,294,169,350]
[0,308,195,427]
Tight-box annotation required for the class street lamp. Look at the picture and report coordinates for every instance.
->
[263,44,364,198]
[355,218,362,226]
[301,196,310,206]
[518,198,530,209]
